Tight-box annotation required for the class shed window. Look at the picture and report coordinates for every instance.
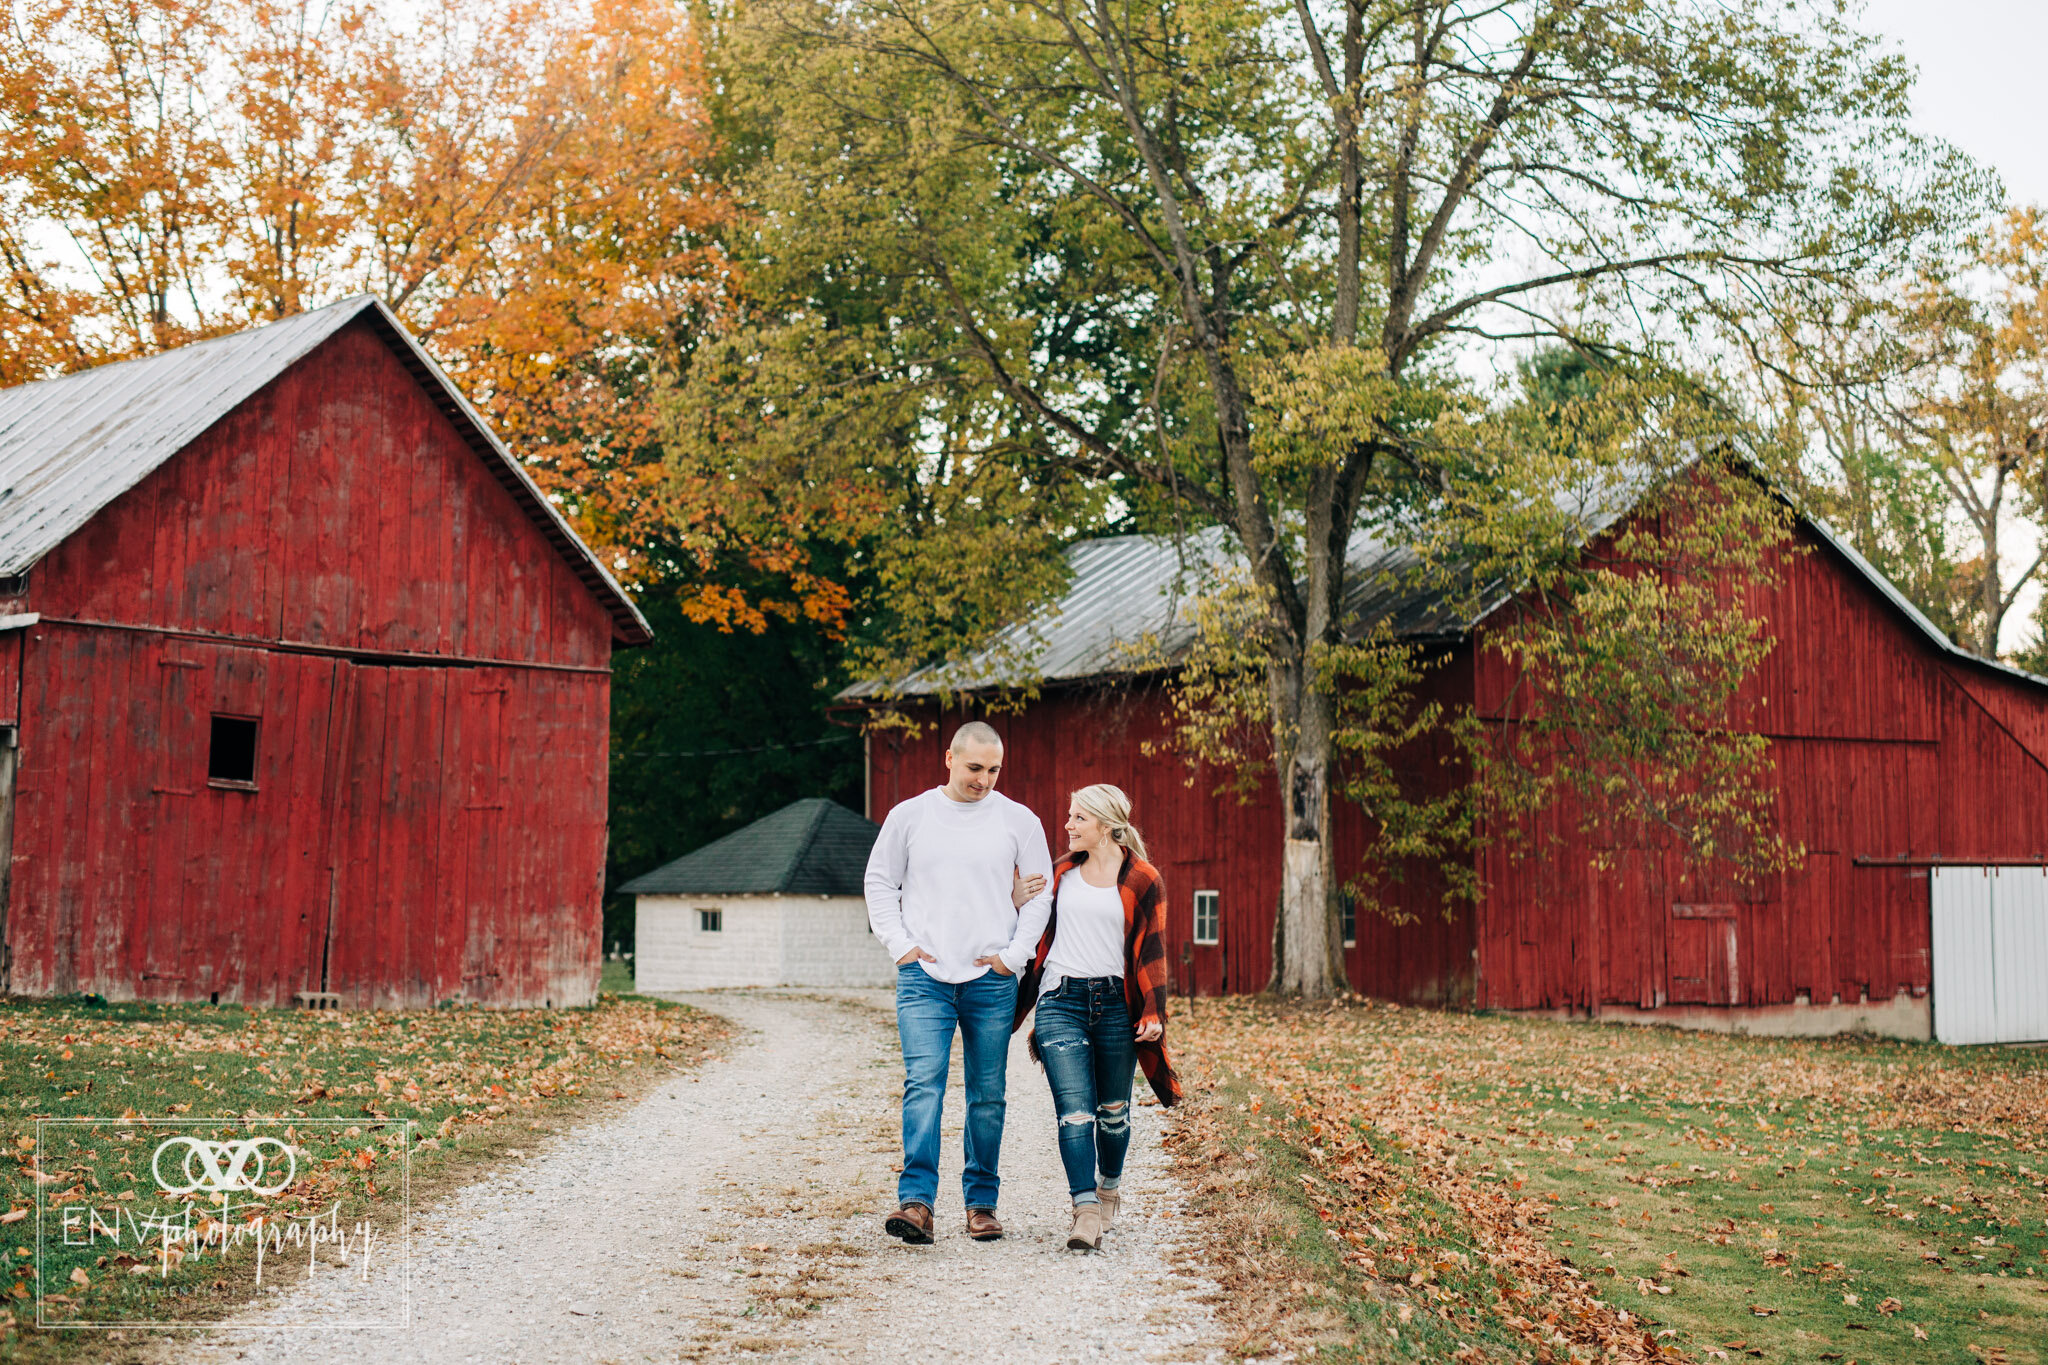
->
[207,715,259,787]
[1339,891,1357,948]
[1192,890,1219,946]
[698,908,723,933]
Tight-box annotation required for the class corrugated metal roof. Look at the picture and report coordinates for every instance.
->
[838,528,1222,699]
[616,798,881,896]
[840,471,2048,700]
[838,524,1497,700]
[0,295,651,644]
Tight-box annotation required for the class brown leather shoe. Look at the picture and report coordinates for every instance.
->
[1097,1187,1120,1229]
[884,1201,934,1244]
[966,1207,1003,1241]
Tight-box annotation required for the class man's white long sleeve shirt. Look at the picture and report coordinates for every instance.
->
[864,787,1055,982]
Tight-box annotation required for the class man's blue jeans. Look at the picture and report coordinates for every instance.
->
[895,964,1020,1211]
[1033,976,1137,1204]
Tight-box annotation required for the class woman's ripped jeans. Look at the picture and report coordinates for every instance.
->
[1033,976,1137,1204]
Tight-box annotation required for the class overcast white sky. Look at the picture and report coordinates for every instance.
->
[1861,0,2048,208]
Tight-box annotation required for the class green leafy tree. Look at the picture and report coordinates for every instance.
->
[1754,209,2048,664]
[1752,300,1980,646]
[606,573,865,953]
[685,0,1979,995]
[1888,210,2048,658]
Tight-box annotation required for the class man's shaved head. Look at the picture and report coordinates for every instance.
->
[949,720,1002,752]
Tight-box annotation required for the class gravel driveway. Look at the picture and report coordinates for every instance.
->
[194,988,1227,1363]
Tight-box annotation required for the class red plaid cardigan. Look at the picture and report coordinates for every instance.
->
[1010,847,1183,1107]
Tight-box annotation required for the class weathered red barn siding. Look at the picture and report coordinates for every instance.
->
[1,317,616,1008]
[865,513,2048,1015]
[864,668,1475,1003]
[0,629,22,725]
[1470,523,2048,1015]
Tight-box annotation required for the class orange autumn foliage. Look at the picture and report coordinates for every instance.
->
[0,0,739,582]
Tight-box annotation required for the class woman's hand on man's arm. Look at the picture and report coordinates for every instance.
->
[1010,868,1046,909]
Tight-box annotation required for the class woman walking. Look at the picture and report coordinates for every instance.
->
[998,783,1181,1250]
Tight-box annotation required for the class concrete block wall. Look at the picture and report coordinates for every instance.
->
[633,894,895,990]
[778,896,898,988]
[634,895,783,990]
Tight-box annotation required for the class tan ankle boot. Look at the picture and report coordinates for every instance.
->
[1066,1200,1106,1250]
[1096,1188,1121,1229]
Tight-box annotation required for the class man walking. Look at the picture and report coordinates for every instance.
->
[864,720,1054,1244]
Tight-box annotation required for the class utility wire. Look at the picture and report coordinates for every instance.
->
[612,733,859,760]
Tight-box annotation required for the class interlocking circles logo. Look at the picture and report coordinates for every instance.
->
[149,1135,297,1197]
[35,1117,411,1332]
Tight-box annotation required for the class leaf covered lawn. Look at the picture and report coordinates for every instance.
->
[1170,998,2048,1364]
[0,993,726,1358]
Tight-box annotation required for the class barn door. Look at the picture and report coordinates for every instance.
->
[320,664,460,1009]
[1991,871,2048,1042]
[1589,849,1665,1008]
[1932,866,2048,1044]
[318,664,517,1007]
[1667,903,1739,1005]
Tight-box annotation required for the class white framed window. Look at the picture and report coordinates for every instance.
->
[1340,891,1357,948]
[1192,889,1219,946]
[698,908,723,933]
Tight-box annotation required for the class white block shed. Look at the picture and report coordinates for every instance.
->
[621,798,894,991]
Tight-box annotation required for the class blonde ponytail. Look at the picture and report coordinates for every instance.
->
[1071,783,1148,861]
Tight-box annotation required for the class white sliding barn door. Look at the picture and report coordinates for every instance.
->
[1931,866,2048,1045]
[1991,870,2048,1043]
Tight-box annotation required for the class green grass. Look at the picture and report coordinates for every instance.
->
[600,958,635,995]
[1179,999,2048,1364]
[0,990,724,1359]
[1467,1070,2048,1364]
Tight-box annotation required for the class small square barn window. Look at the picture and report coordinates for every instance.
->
[1192,889,1219,946]
[698,908,723,933]
[207,715,259,788]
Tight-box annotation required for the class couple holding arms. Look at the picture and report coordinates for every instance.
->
[862,720,1182,1252]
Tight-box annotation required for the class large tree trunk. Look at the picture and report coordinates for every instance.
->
[1265,649,1346,997]
[1975,474,2007,657]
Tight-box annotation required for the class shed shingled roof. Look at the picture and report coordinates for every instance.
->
[0,295,650,645]
[616,799,881,896]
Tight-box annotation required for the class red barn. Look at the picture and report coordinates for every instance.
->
[0,297,649,1009]
[847,514,2048,1045]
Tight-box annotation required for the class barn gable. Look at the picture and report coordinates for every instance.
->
[0,300,633,1009]
[0,296,649,648]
